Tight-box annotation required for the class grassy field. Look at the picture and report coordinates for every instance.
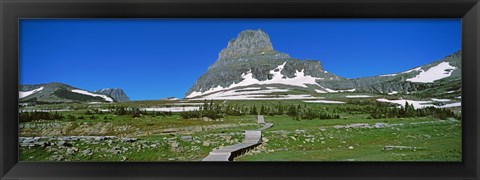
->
[19,95,462,161]
[237,116,461,161]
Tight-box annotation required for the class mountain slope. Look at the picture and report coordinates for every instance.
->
[185,29,461,100]
[185,29,342,99]
[317,51,461,95]
[19,82,114,103]
[95,88,130,102]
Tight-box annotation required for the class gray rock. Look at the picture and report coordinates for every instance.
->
[180,136,193,141]
[171,142,180,149]
[94,136,106,141]
[374,123,390,128]
[202,141,210,147]
[294,130,306,134]
[66,148,76,155]
[81,149,92,156]
[121,138,138,143]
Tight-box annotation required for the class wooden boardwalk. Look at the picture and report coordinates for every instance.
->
[202,115,272,161]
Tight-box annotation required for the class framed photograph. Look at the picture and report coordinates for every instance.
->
[1,0,479,179]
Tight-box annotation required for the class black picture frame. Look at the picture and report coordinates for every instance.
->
[1,0,479,179]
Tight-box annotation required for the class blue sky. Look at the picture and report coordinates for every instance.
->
[20,19,461,100]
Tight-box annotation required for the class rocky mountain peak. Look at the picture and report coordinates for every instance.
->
[95,88,130,102]
[218,29,275,59]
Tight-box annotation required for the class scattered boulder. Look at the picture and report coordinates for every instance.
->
[202,141,210,147]
[66,148,76,155]
[374,123,390,128]
[121,137,138,143]
[58,141,73,147]
[171,141,180,150]
[81,149,92,156]
[181,136,193,141]
[294,130,306,135]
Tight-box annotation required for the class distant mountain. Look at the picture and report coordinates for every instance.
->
[185,29,461,100]
[19,82,114,103]
[318,51,461,96]
[95,88,130,102]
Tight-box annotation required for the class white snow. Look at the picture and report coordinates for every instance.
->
[304,100,345,104]
[198,87,288,99]
[141,107,200,112]
[193,93,323,100]
[438,102,461,108]
[71,89,113,102]
[431,98,451,102]
[403,67,422,74]
[346,95,372,98]
[379,73,397,77]
[19,87,44,98]
[406,62,457,83]
[388,91,398,95]
[170,103,205,106]
[376,98,461,109]
[325,88,356,93]
[87,102,102,104]
[376,98,435,109]
[186,62,326,98]
[186,85,225,99]
[238,87,262,91]
[188,85,329,100]
[446,91,456,94]
[314,89,328,93]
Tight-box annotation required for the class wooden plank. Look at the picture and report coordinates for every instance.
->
[257,115,265,124]
[202,115,272,161]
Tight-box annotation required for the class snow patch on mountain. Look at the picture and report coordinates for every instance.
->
[388,91,398,95]
[379,73,397,77]
[187,61,326,98]
[314,89,328,93]
[71,89,113,102]
[403,67,423,74]
[191,86,323,100]
[406,62,457,83]
[19,87,44,98]
[431,98,451,102]
[438,102,461,108]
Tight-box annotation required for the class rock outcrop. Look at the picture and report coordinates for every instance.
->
[95,88,130,102]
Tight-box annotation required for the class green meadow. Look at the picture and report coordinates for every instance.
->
[19,94,461,161]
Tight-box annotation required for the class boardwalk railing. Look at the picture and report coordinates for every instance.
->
[202,115,272,161]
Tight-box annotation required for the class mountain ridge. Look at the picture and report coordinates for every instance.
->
[19,82,122,103]
[185,29,461,99]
